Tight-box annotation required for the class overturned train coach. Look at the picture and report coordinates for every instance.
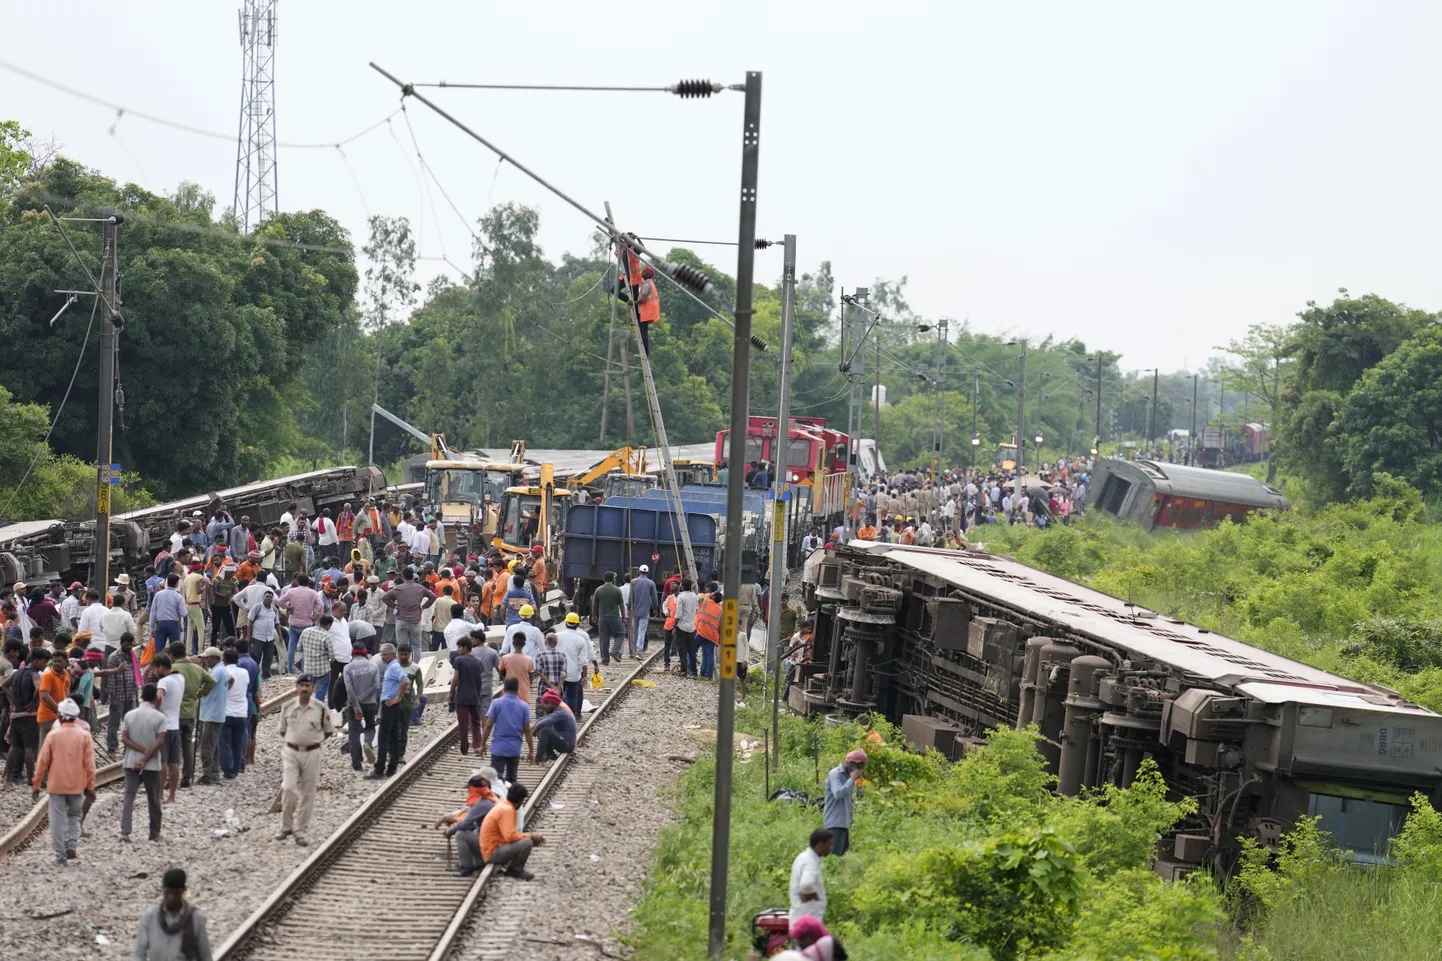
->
[797,542,1442,872]
[0,466,390,587]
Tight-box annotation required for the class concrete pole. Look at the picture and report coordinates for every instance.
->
[768,234,796,768]
[93,211,122,595]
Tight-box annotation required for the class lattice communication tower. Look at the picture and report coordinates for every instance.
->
[233,0,279,233]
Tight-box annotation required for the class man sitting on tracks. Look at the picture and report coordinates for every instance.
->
[435,767,501,878]
[479,782,545,881]
[532,689,576,763]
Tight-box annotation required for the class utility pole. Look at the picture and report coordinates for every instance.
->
[1150,368,1159,451]
[932,319,947,480]
[1094,355,1102,456]
[768,233,796,769]
[1190,374,1198,465]
[843,288,868,540]
[93,211,123,595]
[709,69,761,961]
[970,369,979,471]
[600,202,619,443]
[1014,342,1027,514]
[621,326,636,440]
[873,327,882,457]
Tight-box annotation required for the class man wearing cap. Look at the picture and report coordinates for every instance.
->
[528,544,549,594]
[629,565,659,659]
[532,689,576,763]
[439,769,499,878]
[555,613,596,717]
[823,749,867,856]
[112,573,140,615]
[60,582,84,631]
[276,673,333,845]
[31,696,95,865]
[196,647,228,785]
[504,604,545,662]
[133,867,213,961]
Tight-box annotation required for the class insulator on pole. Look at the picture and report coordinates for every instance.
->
[667,262,711,294]
[754,238,774,249]
[749,334,770,353]
[671,79,721,99]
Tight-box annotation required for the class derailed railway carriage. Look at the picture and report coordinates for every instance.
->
[797,543,1442,871]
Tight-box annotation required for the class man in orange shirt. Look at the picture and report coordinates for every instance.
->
[479,782,545,879]
[37,648,71,749]
[32,698,95,866]
[529,546,549,595]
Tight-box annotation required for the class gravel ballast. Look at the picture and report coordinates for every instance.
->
[0,674,433,959]
[456,663,723,961]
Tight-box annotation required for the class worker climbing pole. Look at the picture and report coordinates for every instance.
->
[612,221,699,586]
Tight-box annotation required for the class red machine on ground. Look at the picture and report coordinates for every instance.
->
[715,415,850,532]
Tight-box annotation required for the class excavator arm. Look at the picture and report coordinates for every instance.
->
[371,403,455,460]
[567,446,648,489]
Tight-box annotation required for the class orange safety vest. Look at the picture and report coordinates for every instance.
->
[624,247,643,286]
[663,594,677,631]
[637,279,660,323]
[695,597,723,644]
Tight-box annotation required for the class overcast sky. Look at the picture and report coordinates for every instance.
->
[6,1,1439,372]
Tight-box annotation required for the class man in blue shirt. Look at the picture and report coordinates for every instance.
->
[502,573,535,627]
[628,565,659,657]
[480,675,532,785]
[533,690,575,762]
[368,643,410,780]
[196,647,229,785]
[148,574,187,659]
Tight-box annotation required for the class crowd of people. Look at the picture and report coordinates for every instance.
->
[829,456,1096,543]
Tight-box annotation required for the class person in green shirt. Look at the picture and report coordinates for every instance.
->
[590,572,626,668]
[283,537,307,580]
[69,647,97,723]
[165,640,216,789]
[396,644,427,763]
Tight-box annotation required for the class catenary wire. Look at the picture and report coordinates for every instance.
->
[0,296,99,520]
[0,60,401,149]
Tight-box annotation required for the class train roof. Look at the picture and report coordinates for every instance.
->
[846,542,1435,716]
[1093,458,1289,510]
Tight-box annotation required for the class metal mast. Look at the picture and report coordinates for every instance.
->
[234,0,279,232]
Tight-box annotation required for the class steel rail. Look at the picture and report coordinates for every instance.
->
[0,686,300,858]
[216,648,663,961]
[427,648,663,961]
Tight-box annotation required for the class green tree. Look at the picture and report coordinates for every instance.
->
[1332,327,1442,497]
[1217,323,1292,482]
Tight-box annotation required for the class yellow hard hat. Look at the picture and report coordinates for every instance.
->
[565,612,581,625]
[519,604,535,617]
[508,560,521,572]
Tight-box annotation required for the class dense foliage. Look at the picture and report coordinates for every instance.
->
[632,710,1220,960]
[0,127,1151,516]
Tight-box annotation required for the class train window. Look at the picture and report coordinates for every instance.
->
[787,437,814,469]
[1098,476,1131,515]
[1308,793,1408,861]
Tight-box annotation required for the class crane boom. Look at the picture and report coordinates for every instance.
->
[371,403,452,460]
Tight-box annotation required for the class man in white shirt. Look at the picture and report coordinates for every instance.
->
[314,509,339,549]
[555,613,597,717]
[396,514,416,545]
[98,603,137,653]
[169,522,188,556]
[789,829,833,925]
[76,589,109,637]
[323,602,353,703]
[59,583,83,630]
[152,654,187,805]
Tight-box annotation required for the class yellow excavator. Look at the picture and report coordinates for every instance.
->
[371,405,528,554]
[494,463,569,561]
[565,446,659,499]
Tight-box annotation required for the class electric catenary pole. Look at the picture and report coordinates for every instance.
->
[234,0,279,233]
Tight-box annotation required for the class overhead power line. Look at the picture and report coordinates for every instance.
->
[0,60,400,149]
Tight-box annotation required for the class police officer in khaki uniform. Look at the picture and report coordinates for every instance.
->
[275,673,333,846]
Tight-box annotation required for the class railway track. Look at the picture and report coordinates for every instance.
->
[0,685,301,858]
[216,650,665,961]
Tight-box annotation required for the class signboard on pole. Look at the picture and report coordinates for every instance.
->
[719,598,738,680]
[96,483,110,513]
